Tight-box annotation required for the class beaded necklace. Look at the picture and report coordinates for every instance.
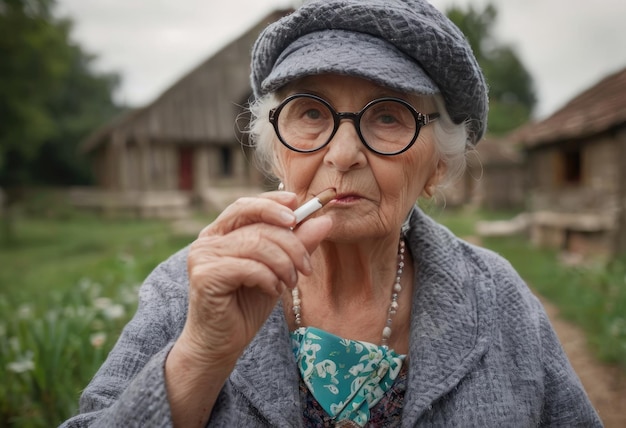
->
[291,238,406,350]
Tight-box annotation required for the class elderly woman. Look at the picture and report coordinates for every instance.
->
[62,0,602,427]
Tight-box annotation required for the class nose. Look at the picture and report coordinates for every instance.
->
[323,119,367,171]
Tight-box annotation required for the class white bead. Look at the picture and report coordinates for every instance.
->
[382,326,392,339]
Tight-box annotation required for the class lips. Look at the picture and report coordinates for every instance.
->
[333,192,363,203]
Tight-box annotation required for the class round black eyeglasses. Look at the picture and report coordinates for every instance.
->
[269,93,440,156]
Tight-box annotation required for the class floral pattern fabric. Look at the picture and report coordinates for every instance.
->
[299,363,407,427]
[291,326,405,427]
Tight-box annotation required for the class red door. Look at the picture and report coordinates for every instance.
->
[178,147,193,191]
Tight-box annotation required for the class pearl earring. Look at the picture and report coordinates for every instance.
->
[278,182,285,191]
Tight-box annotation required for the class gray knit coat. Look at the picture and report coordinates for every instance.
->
[60,208,603,427]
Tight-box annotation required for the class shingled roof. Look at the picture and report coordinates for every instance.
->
[519,66,626,148]
[82,9,291,153]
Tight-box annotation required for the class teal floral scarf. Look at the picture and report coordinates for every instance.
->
[291,326,405,426]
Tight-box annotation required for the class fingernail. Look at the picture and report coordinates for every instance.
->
[280,210,296,224]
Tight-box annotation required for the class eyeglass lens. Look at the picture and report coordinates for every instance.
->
[275,95,419,155]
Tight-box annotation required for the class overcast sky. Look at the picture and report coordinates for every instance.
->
[56,0,626,119]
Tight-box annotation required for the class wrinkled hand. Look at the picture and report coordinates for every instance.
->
[178,191,332,366]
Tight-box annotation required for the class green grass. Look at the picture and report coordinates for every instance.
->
[422,203,522,237]
[1,216,192,296]
[0,213,202,427]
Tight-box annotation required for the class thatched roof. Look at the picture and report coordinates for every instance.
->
[519,66,626,148]
[83,9,291,153]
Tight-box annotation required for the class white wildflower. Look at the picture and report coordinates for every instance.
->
[79,278,103,298]
[45,310,58,323]
[7,352,35,373]
[7,360,35,373]
[17,304,33,319]
[93,297,113,310]
[102,304,125,320]
[90,332,107,349]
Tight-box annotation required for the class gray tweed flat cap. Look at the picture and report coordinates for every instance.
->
[250,0,489,145]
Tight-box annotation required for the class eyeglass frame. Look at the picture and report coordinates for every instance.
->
[268,93,440,156]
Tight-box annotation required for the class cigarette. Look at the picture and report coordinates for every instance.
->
[293,188,336,224]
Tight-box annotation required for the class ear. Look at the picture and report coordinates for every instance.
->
[422,159,446,198]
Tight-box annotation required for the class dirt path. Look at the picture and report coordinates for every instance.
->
[538,295,626,427]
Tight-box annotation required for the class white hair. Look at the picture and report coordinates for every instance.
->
[246,93,471,188]
[247,93,282,181]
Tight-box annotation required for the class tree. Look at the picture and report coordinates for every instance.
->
[30,38,121,186]
[0,0,120,241]
[0,0,66,180]
[446,3,536,135]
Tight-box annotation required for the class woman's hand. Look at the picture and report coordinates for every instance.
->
[166,191,332,427]
[182,191,331,363]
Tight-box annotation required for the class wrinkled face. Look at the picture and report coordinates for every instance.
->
[273,74,444,241]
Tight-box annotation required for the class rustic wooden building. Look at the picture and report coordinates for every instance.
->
[519,67,626,259]
[471,135,526,210]
[74,10,290,217]
[441,134,526,210]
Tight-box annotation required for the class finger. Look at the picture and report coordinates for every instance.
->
[260,190,301,208]
[228,219,330,277]
[294,216,333,255]
[232,229,301,287]
[192,225,307,288]
[200,192,299,237]
[189,255,285,299]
